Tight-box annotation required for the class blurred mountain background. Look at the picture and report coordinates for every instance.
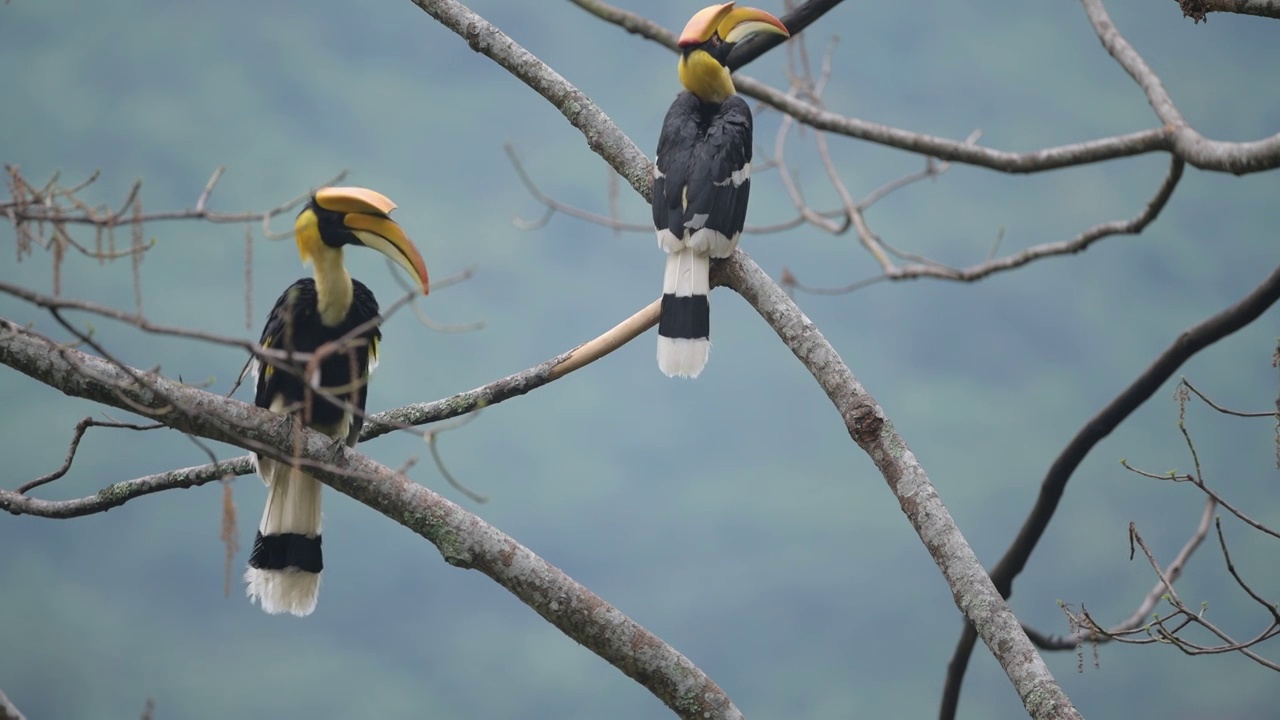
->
[1,0,1277,718]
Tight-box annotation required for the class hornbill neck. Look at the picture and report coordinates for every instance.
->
[311,245,354,327]
[679,48,734,105]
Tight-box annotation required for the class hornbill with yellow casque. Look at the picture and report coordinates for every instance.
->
[243,186,429,616]
[653,2,789,378]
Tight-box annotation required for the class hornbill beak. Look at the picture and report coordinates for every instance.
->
[305,186,431,295]
[678,3,789,48]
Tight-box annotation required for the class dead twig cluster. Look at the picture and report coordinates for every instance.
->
[1022,372,1280,673]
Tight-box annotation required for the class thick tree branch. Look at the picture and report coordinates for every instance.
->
[411,1,1082,714]
[0,317,741,720]
[939,261,1280,720]
[712,254,1081,720]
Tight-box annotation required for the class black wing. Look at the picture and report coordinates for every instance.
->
[652,93,753,241]
[253,278,381,443]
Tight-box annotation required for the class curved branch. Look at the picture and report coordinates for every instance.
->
[714,254,1081,720]
[364,297,658,438]
[939,261,1280,720]
[0,317,740,720]
[569,0,1280,175]
[1081,0,1280,174]
[877,155,1184,283]
[17,417,163,493]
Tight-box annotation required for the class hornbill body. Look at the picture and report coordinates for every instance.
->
[653,3,788,378]
[244,186,429,616]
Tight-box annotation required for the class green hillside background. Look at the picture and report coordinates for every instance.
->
[2,1,1277,718]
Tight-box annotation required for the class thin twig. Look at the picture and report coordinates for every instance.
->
[16,417,163,493]
[1181,378,1277,417]
[1022,496,1216,650]
[940,261,1280,720]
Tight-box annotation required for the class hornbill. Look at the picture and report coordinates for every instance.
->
[653,2,788,378]
[243,186,429,616]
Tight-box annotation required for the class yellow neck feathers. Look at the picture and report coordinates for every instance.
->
[679,49,734,104]
[311,248,353,327]
[296,209,354,327]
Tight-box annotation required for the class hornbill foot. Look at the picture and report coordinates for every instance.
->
[324,436,349,466]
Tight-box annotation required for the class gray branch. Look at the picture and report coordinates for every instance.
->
[0,690,26,720]
[406,3,1081,715]
[2,0,1140,715]
[568,0,1280,175]
[712,255,1082,719]
[1080,0,1279,174]
[0,318,740,720]
[1173,0,1280,21]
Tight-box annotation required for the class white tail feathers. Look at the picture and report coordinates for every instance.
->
[657,336,710,378]
[244,567,321,617]
[657,248,712,378]
[662,247,710,297]
[245,455,324,616]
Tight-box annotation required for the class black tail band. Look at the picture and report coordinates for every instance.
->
[248,532,323,573]
[659,294,710,340]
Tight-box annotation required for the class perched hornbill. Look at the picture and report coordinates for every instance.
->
[243,186,429,616]
[653,2,788,378]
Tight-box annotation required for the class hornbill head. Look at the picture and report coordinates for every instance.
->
[677,3,789,103]
[295,186,430,295]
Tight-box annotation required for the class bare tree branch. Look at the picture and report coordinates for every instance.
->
[16,416,163,493]
[1124,391,1280,540]
[1022,495,1216,650]
[570,0,1280,175]
[1080,0,1280,173]
[0,316,743,720]
[408,2,1083,714]
[0,690,26,720]
[1181,378,1277,418]
[1119,522,1280,669]
[3,300,660,516]
[3,166,348,235]
[712,254,1082,719]
[840,155,1185,286]
[1175,0,1280,21]
[940,262,1280,720]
